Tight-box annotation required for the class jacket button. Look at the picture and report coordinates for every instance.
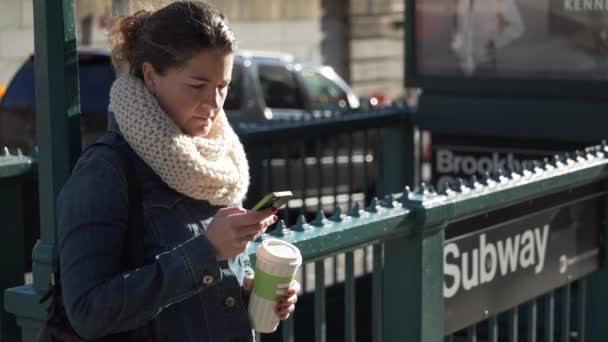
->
[225,296,236,308]
[202,275,214,285]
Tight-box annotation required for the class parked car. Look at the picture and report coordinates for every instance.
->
[0,48,115,154]
[0,49,370,154]
[226,50,365,122]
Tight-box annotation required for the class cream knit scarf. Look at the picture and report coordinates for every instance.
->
[109,74,249,206]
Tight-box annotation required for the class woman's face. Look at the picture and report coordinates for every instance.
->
[142,49,234,138]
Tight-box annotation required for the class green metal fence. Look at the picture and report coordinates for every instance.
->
[236,108,416,222]
[245,145,608,342]
[0,150,35,342]
[235,109,415,295]
[3,1,608,341]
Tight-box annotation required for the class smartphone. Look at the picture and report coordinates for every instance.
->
[251,191,293,211]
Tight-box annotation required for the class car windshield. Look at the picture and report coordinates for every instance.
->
[300,69,350,112]
[0,54,115,153]
[258,64,304,110]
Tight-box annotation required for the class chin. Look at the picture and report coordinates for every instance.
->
[191,127,211,138]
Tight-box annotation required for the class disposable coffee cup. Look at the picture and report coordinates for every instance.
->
[248,238,302,333]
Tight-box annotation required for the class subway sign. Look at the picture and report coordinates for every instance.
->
[428,134,590,188]
[443,187,601,334]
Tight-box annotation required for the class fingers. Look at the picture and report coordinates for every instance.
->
[229,207,276,227]
[279,295,297,306]
[275,303,295,320]
[236,215,278,239]
[288,280,301,295]
[275,290,298,320]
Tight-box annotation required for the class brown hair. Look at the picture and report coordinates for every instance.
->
[109,1,237,77]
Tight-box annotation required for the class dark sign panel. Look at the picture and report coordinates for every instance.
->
[426,134,590,189]
[443,193,601,334]
[415,0,608,80]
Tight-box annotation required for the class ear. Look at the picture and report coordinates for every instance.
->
[142,62,158,95]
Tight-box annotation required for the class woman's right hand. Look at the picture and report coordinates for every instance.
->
[205,207,277,260]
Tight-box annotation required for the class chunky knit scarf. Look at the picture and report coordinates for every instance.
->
[109,75,249,206]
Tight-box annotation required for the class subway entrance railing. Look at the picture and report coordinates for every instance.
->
[235,107,416,225]
[3,1,608,341]
[242,145,608,342]
[3,99,608,341]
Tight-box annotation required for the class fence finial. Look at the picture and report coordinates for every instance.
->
[366,197,379,213]
[400,186,411,205]
[330,207,343,222]
[381,194,395,208]
[270,219,289,237]
[349,202,361,217]
[292,214,311,232]
[312,210,328,227]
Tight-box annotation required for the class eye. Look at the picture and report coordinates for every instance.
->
[189,84,206,90]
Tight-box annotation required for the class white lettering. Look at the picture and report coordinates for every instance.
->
[534,225,550,274]
[453,156,463,173]
[480,234,497,284]
[497,235,521,275]
[519,230,536,269]
[478,157,493,173]
[493,153,506,173]
[444,243,461,298]
[584,0,593,9]
[461,157,477,175]
[435,150,529,176]
[461,250,479,290]
[443,225,551,298]
[437,149,453,173]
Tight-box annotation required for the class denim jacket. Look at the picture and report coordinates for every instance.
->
[57,117,254,341]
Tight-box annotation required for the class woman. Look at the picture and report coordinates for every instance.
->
[57,1,299,341]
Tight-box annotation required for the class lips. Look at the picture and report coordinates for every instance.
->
[193,116,212,121]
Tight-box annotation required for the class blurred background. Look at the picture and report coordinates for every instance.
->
[0,0,406,105]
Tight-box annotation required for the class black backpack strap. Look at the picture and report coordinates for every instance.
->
[40,136,154,341]
[108,143,145,270]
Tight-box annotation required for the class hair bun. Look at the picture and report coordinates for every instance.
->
[109,10,151,74]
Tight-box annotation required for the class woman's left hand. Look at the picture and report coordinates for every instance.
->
[275,280,301,320]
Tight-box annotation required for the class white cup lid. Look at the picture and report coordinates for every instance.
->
[256,238,302,265]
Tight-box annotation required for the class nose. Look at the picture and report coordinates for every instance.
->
[202,87,222,111]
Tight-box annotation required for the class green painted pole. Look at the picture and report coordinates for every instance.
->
[382,116,416,194]
[31,0,82,292]
[0,176,27,342]
[508,307,518,342]
[585,183,608,341]
[382,225,444,341]
[4,0,81,340]
[314,260,326,342]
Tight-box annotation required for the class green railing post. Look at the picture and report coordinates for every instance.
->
[382,224,445,341]
[382,113,416,193]
[585,180,608,341]
[4,0,81,340]
[0,157,35,342]
[242,145,265,209]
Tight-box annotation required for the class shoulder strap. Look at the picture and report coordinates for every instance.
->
[108,143,145,270]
